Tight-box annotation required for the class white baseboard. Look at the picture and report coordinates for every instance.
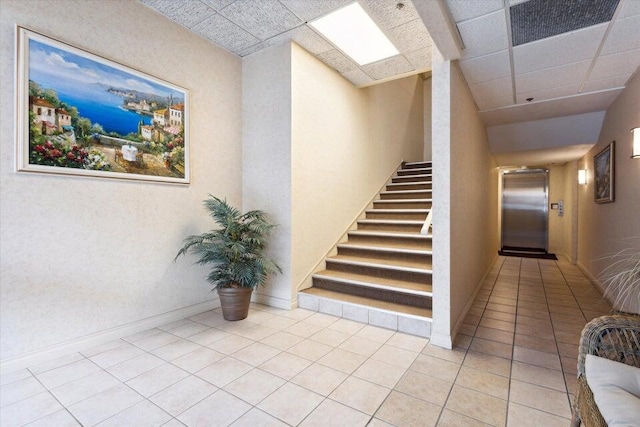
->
[252,292,294,310]
[0,299,220,374]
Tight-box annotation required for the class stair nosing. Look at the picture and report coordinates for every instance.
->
[404,161,432,166]
[374,199,432,203]
[358,219,424,225]
[312,273,433,297]
[337,244,432,255]
[348,230,432,239]
[366,208,430,213]
[381,189,432,195]
[326,257,432,274]
[392,174,432,178]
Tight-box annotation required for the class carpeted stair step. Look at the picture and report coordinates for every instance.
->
[312,270,432,309]
[403,161,432,169]
[391,174,432,183]
[347,230,432,250]
[386,182,432,191]
[336,244,432,268]
[357,219,424,233]
[380,189,432,200]
[373,199,432,210]
[365,208,429,220]
[397,167,432,176]
[325,256,432,283]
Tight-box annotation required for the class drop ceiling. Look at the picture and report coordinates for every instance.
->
[449,0,640,126]
[139,0,433,87]
[139,0,640,166]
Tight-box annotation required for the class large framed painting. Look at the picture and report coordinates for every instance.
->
[594,141,614,204]
[16,27,190,184]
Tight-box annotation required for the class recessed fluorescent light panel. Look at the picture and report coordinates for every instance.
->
[310,2,399,66]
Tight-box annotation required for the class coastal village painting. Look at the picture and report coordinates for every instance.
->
[17,27,189,183]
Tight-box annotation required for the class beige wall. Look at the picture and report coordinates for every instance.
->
[548,164,566,257]
[577,71,640,313]
[564,161,578,264]
[432,50,498,347]
[423,76,433,161]
[291,44,424,292]
[0,1,242,361]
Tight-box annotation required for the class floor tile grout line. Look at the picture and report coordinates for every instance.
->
[434,256,506,427]
[22,368,84,427]
[502,256,523,427]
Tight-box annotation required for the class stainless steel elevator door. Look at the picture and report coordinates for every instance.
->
[501,170,548,252]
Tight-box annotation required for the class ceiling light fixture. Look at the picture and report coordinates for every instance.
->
[632,127,640,159]
[578,169,587,185]
[310,2,399,66]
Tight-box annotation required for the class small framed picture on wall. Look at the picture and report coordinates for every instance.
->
[594,141,615,203]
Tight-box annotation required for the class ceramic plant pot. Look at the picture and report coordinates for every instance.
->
[217,287,253,321]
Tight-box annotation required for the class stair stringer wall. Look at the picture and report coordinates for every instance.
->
[295,163,405,293]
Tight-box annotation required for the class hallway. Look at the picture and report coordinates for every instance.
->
[0,256,610,426]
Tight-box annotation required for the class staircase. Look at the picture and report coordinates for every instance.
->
[298,161,433,337]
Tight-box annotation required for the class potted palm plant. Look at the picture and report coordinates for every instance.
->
[176,195,281,321]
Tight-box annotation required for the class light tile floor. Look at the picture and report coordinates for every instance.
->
[0,256,611,426]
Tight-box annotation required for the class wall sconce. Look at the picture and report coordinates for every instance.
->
[578,169,587,185]
[632,127,640,159]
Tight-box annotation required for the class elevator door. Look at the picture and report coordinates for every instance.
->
[501,170,548,252]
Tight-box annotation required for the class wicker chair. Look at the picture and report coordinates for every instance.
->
[570,314,640,427]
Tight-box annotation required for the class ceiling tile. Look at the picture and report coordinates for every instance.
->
[469,77,513,101]
[445,0,503,22]
[192,14,260,53]
[617,0,640,18]
[278,0,351,21]
[361,0,420,30]
[513,23,607,74]
[220,0,302,40]
[404,48,432,70]
[581,73,631,92]
[477,95,514,111]
[590,48,640,80]
[141,0,217,28]
[516,84,580,104]
[200,0,237,11]
[479,89,623,126]
[459,50,511,84]
[342,68,375,86]
[458,11,509,60]
[387,18,432,54]
[362,56,414,80]
[600,15,640,55]
[316,50,358,73]
[515,60,591,94]
[291,26,334,55]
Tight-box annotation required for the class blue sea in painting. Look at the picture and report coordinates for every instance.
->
[52,83,149,136]
[28,38,183,135]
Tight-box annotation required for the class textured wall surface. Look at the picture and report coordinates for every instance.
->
[577,71,640,313]
[242,43,293,308]
[0,0,242,360]
[431,48,498,347]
